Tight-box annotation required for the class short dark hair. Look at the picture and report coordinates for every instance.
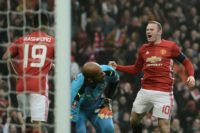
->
[148,21,162,31]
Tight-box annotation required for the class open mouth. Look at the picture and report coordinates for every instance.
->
[147,35,152,38]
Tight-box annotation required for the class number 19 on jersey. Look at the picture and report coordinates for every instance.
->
[23,44,47,68]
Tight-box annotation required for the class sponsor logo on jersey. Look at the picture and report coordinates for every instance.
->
[146,56,162,63]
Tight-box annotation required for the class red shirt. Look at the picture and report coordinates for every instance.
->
[9,32,55,96]
[117,40,188,92]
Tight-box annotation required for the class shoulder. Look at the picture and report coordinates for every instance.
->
[30,31,55,45]
[71,73,85,86]
[13,36,24,44]
[161,40,181,56]
[100,65,115,72]
[45,33,55,46]
[101,65,119,77]
[140,43,152,49]
[162,39,177,47]
[137,43,149,53]
[43,32,55,43]
[73,73,84,81]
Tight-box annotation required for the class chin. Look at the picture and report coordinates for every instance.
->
[148,40,154,44]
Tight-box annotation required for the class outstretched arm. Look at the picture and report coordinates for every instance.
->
[116,65,139,75]
[109,53,143,75]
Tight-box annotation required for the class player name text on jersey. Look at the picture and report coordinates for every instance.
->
[24,37,51,42]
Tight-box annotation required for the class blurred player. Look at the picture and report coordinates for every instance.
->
[71,62,119,133]
[2,29,55,133]
[109,21,195,133]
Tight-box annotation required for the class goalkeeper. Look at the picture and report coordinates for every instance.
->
[70,62,119,133]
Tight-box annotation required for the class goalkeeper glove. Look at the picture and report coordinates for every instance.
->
[95,98,113,119]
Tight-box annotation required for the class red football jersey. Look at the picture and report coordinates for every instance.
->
[9,32,55,96]
[122,40,181,92]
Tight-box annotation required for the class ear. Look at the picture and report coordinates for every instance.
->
[158,30,162,36]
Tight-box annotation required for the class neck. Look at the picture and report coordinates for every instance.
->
[150,39,162,45]
[85,79,96,86]
[155,39,162,44]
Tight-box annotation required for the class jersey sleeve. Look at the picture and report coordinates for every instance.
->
[182,58,194,76]
[70,74,85,122]
[8,42,18,58]
[116,47,144,75]
[71,74,85,102]
[171,43,181,57]
[171,43,194,76]
[134,47,144,71]
[106,70,119,83]
[101,65,120,83]
[9,37,24,58]
[102,65,120,98]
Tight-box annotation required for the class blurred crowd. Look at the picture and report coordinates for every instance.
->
[1,0,200,133]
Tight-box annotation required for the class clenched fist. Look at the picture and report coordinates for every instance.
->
[108,61,117,69]
[186,76,195,88]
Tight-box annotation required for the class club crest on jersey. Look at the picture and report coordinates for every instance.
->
[145,51,149,55]
[160,49,167,55]
[146,56,162,63]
